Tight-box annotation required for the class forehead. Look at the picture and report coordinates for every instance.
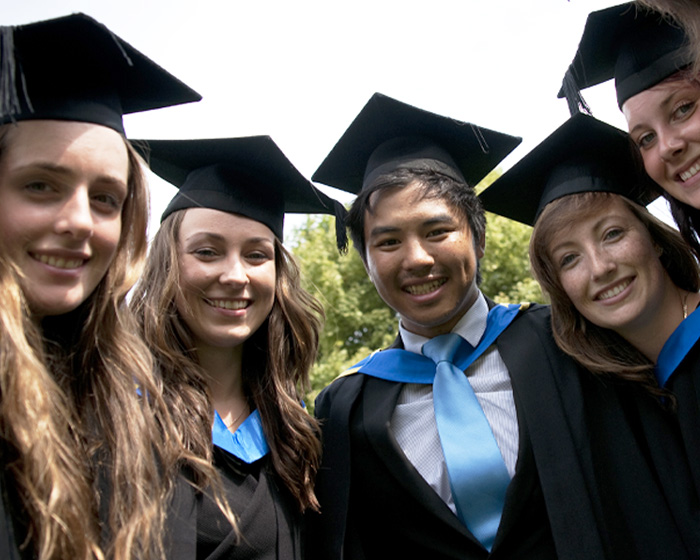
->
[179,207,276,241]
[366,181,464,226]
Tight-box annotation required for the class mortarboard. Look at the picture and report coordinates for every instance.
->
[0,13,201,134]
[311,92,522,194]
[558,2,692,112]
[479,113,658,226]
[137,136,348,250]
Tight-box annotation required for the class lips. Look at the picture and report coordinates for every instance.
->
[32,253,86,269]
[206,298,249,310]
[595,279,632,301]
[676,158,700,183]
[403,278,446,295]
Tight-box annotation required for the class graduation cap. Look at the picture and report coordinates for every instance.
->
[137,136,348,250]
[312,92,522,194]
[0,13,201,134]
[558,2,692,113]
[479,113,658,226]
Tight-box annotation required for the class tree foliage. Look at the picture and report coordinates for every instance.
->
[288,171,545,407]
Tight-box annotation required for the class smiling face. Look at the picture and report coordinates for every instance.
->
[548,196,678,340]
[623,76,700,209]
[176,208,277,351]
[0,120,128,317]
[363,181,484,338]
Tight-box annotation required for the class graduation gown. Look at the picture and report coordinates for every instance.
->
[308,303,698,560]
[194,409,304,560]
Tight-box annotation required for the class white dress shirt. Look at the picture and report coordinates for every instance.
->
[390,292,519,513]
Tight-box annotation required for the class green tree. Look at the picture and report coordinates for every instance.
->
[289,172,545,406]
[477,170,545,304]
[289,216,396,406]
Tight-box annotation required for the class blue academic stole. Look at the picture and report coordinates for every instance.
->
[342,303,524,383]
[212,408,269,464]
[656,305,700,388]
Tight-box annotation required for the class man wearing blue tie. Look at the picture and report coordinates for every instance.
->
[307,94,693,560]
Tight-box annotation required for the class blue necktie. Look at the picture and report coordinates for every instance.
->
[423,333,511,551]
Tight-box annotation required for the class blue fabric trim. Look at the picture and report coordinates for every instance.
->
[349,304,522,383]
[656,305,700,388]
[212,408,269,464]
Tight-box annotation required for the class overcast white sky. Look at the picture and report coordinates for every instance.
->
[7,1,671,234]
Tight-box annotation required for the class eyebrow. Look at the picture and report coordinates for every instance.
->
[628,89,677,136]
[15,161,128,189]
[183,232,275,245]
[368,214,457,238]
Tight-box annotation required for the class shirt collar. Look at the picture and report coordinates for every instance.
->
[399,291,488,355]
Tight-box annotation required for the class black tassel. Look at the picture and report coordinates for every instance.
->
[561,68,592,117]
[0,25,23,122]
[332,200,348,254]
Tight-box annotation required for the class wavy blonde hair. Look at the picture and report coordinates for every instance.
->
[0,125,183,560]
[131,209,323,513]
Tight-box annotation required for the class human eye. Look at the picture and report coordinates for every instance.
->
[24,180,54,194]
[192,247,219,259]
[427,227,450,238]
[673,100,696,121]
[603,227,624,242]
[636,131,656,149]
[558,253,577,270]
[246,249,273,262]
[91,192,124,213]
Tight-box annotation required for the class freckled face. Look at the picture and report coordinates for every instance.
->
[624,79,700,209]
[363,182,484,338]
[549,197,677,339]
[0,120,128,317]
[176,208,277,351]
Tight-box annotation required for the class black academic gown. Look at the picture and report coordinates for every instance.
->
[308,303,699,560]
[195,446,302,560]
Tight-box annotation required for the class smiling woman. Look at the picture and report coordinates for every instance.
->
[129,135,346,559]
[560,2,700,258]
[0,12,202,560]
[483,113,700,555]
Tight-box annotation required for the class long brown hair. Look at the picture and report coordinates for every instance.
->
[131,209,323,513]
[530,192,700,401]
[0,125,183,559]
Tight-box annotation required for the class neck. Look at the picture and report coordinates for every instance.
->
[197,343,245,403]
[624,287,696,364]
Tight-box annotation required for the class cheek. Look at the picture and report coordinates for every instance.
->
[559,271,586,303]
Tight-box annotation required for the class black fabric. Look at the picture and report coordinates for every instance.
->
[480,114,657,226]
[311,92,521,194]
[196,447,301,560]
[1,13,200,133]
[308,303,699,560]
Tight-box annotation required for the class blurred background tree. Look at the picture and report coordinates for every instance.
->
[288,169,544,408]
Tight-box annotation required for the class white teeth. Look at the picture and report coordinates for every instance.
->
[598,280,631,301]
[680,162,700,182]
[405,279,445,295]
[36,254,83,269]
[209,299,248,310]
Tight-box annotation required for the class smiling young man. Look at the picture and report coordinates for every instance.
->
[307,95,698,560]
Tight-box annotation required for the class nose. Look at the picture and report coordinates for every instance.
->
[219,256,249,287]
[589,249,615,281]
[55,188,93,239]
[658,128,686,162]
[403,238,434,272]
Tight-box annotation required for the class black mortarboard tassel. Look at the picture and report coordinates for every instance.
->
[312,92,521,194]
[136,136,348,251]
[0,13,201,134]
[558,2,692,113]
[479,113,658,226]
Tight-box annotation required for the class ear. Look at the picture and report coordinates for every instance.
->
[654,243,663,257]
[476,234,486,260]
